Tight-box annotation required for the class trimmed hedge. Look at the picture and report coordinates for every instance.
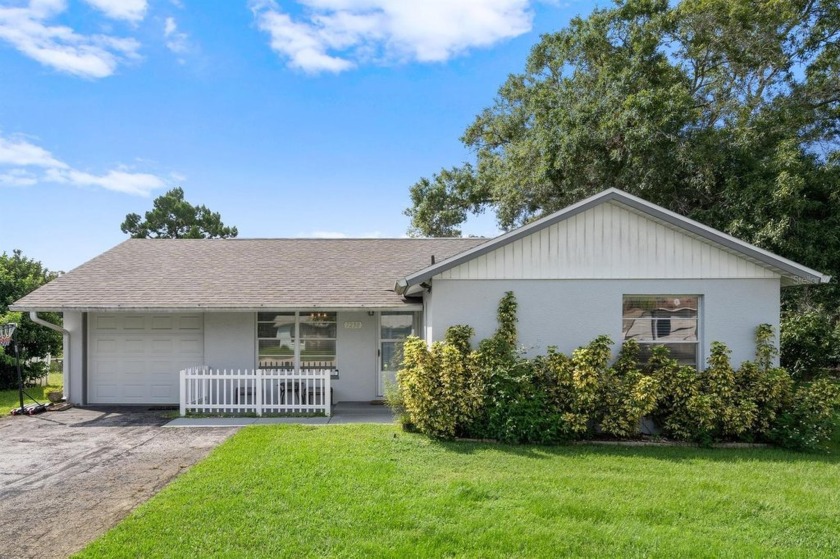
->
[394,292,840,451]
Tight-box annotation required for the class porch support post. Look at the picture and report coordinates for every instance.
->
[179,369,186,416]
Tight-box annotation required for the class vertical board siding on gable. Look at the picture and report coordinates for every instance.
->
[436,202,779,280]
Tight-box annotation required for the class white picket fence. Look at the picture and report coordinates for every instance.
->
[179,367,332,417]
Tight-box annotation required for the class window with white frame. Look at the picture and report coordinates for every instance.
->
[257,312,337,369]
[622,295,699,367]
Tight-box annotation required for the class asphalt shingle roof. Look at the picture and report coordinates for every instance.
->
[11,238,488,311]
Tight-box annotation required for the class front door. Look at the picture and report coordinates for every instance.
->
[378,312,414,397]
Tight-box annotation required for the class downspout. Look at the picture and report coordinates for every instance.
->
[29,312,70,402]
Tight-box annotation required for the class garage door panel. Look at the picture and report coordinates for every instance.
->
[94,339,119,353]
[123,338,146,353]
[178,316,202,330]
[151,339,173,353]
[152,316,173,329]
[89,313,204,404]
[122,316,146,330]
[95,316,117,330]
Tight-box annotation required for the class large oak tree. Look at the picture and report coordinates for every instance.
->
[407,0,838,272]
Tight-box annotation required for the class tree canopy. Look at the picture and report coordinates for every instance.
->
[121,187,239,239]
[406,0,840,298]
[0,250,62,387]
[406,0,840,369]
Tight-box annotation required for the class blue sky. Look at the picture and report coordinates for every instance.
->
[0,0,594,272]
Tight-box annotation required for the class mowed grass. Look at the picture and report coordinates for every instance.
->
[0,372,62,415]
[76,424,840,559]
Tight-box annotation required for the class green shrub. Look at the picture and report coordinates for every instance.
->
[735,326,794,437]
[598,340,660,438]
[396,294,837,451]
[649,346,715,442]
[396,326,484,439]
[780,309,840,380]
[771,378,840,451]
[703,342,757,439]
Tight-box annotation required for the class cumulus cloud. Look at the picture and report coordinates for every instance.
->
[250,0,533,73]
[0,132,166,196]
[0,0,141,78]
[83,0,147,22]
[163,16,189,56]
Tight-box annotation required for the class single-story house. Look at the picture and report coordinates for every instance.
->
[12,188,830,407]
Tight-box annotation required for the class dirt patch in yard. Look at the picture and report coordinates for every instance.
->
[0,407,236,559]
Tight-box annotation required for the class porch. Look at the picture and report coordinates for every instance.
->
[168,402,395,426]
[179,366,337,417]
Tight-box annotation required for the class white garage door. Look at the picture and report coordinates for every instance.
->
[89,313,204,404]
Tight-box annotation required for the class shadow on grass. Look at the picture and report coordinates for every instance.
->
[428,431,840,465]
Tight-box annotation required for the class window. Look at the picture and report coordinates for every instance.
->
[299,312,337,369]
[622,295,699,367]
[257,312,337,369]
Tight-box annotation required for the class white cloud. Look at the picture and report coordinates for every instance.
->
[163,16,189,56]
[0,132,167,196]
[45,168,165,196]
[0,169,38,187]
[0,135,67,168]
[83,0,147,22]
[0,0,141,78]
[250,0,533,73]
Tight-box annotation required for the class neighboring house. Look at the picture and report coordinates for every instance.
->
[12,188,830,406]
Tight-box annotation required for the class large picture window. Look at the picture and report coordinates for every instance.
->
[257,312,337,369]
[622,295,699,367]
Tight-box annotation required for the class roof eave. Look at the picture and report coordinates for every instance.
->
[9,303,424,313]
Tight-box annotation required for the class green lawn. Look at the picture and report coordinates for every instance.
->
[0,372,62,415]
[76,423,839,558]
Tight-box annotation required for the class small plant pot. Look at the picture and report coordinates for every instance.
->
[47,391,63,404]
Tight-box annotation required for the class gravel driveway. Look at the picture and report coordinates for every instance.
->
[0,407,237,559]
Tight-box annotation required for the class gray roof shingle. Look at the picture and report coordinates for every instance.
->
[11,238,488,311]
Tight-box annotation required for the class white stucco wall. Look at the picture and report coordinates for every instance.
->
[427,278,780,368]
[335,311,378,402]
[204,313,255,370]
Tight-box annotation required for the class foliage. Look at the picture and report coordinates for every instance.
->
[780,308,840,380]
[0,250,62,389]
[648,346,715,441]
[651,326,796,444]
[397,294,836,450]
[598,339,661,438]
[771,379,840,451]
[396,326,484,439]
[120,187,239,239]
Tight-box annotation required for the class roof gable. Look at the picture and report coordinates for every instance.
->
[397,188,830,291]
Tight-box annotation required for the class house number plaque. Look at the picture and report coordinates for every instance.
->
[343,321,363,329]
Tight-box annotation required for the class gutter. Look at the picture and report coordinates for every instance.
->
[29,312,70,402]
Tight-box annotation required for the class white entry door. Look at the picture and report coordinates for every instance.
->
[89,313,203,404]
[378,312,414,397]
